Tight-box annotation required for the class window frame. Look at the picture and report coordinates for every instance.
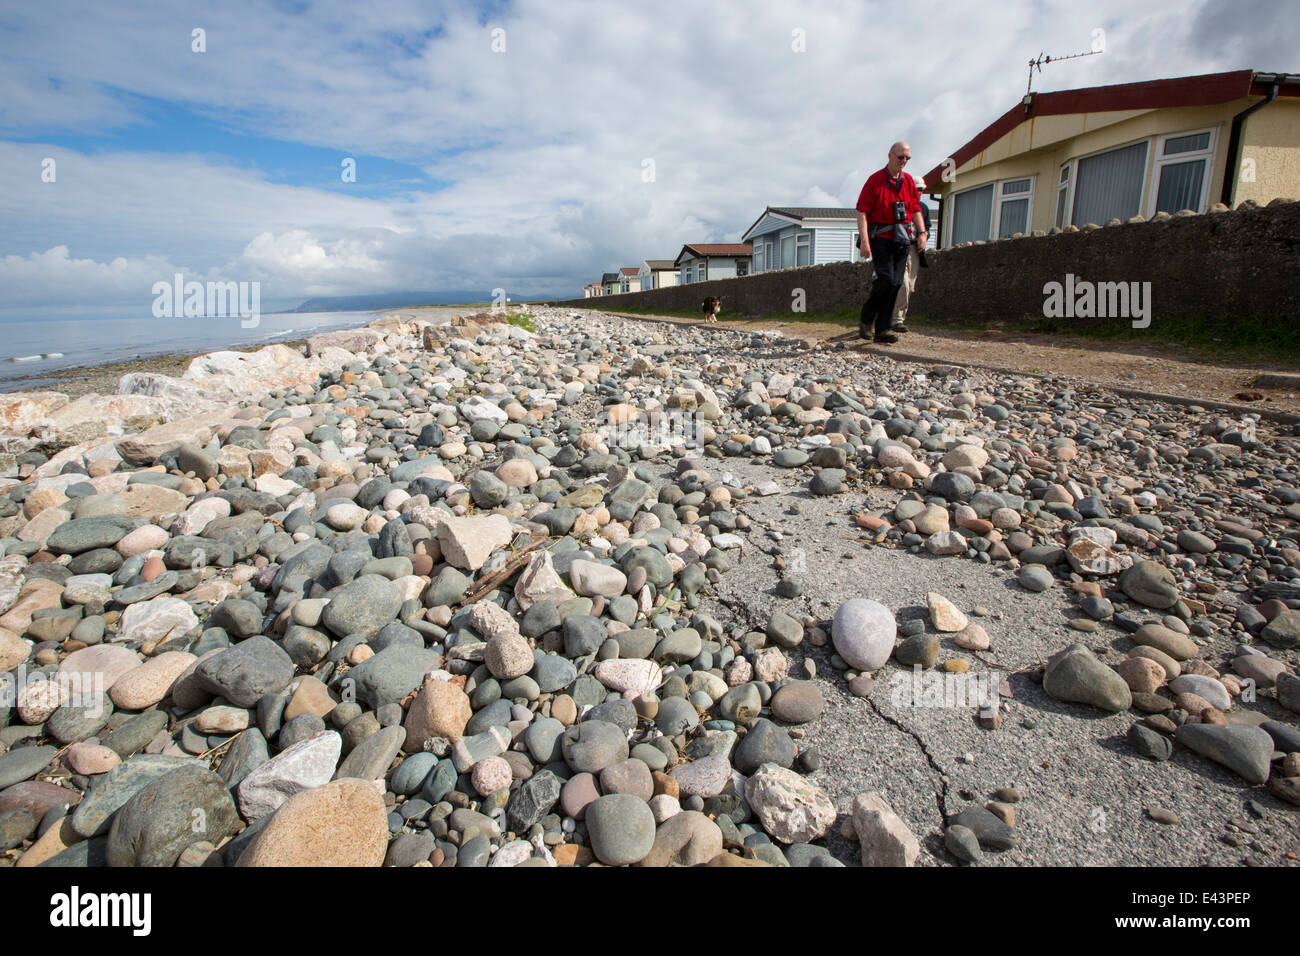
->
[780,234,795,269]
[1066,137,1151,226]
[1055,163,1073,229]
[995,176,1034,238]
[1147,127,1217,216]
[944,181,995,246]
[795,232,811,266]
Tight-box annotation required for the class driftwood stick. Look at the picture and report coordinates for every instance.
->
[457,530,551,606]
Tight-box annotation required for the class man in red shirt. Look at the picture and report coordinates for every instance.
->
[856,141,928,343]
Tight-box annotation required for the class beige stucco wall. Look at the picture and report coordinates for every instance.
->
[1239,98,1300,204]
[933,97,1296,241]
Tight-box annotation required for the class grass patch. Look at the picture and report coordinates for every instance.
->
[506,312,537,332]
[905,313,1300,366]
[603,303,859,327]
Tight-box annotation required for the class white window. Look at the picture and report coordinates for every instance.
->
[737,259,748,277]
[754,243,765,272]
[996,178,1033,237]
[699,261,707,281]
[1150,128,1216,215]
[1055,164,1072,229]
[796,233,811,266]
[1072,140,1148,226]
[949,183,994,244]
[780,234,794,268]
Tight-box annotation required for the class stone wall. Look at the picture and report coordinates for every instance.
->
[548,200,1300,326]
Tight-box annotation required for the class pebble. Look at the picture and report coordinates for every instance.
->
[832,598,895,672]
[1,305,1297,870]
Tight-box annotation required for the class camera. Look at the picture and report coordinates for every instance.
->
[892,201,907,222]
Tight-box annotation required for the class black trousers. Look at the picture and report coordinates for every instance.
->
[860,236,911,334]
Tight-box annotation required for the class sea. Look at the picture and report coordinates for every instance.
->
[0,310,379,392]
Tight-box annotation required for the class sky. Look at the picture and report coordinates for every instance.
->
[0,0,1295,317]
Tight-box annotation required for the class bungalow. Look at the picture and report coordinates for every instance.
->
[673,243,753,284]
[618,267,643,294]
[583,282,602,298]
[740,206,865,273]
[920,69,1300,247]
[638,259,680,291]
[601,272,621,296]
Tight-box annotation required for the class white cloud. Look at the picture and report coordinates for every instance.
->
[1,0,1293,311]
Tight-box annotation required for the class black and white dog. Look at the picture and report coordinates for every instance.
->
[701,296,722,323]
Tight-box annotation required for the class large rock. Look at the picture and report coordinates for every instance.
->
[513,551,573,611]
[1042,644,1131,713]
[109,651,197,710]
[1175,723,1273,785]
[638,810,722,867]
[236,778,388,867]
[832,599,896,672]
[584,793,656,866]
[237,730,342,821]
[71,755,200,837]
[1066,528,1123,575]
[115,414,227,467]
[0,746,59,789]
[115,596,199,646]
[852,792,921,866]
[1132,624,1199,662]
[320,575,402,638]
[0,627,32,673]
[1119,560,1180,609]
[437,515,513,572]
[404,678,473,750]
[106,764,239,866]
[745,763,836,844]
[568,559,627,599]
[1261,610,1300,650]
[306,329,382,356]
[334,725,404,782]
[58,645,141,692]
[45,516,135,555]
[194,636,295,707]
[346,645,442,710]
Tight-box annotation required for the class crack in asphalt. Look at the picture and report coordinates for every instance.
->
[863,695,952,825]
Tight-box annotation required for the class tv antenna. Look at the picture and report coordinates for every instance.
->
[1027,47,1103,94]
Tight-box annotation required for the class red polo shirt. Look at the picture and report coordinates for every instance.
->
[856,169,922,239]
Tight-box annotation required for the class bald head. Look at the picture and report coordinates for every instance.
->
[887,141,911,176]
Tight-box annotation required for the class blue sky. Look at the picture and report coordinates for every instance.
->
[0,0,1294,317]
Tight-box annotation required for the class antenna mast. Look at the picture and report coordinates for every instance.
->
[1027,47,1103,95]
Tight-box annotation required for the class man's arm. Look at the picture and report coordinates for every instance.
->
[913,210,927,251]
[857,211,871,258]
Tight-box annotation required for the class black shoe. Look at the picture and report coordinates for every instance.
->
[857,323,873,340]
[873,332,899,344]
[890,322,910,333]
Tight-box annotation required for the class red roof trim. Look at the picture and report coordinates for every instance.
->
[919,70,1280,186]
[683,243,753,256]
